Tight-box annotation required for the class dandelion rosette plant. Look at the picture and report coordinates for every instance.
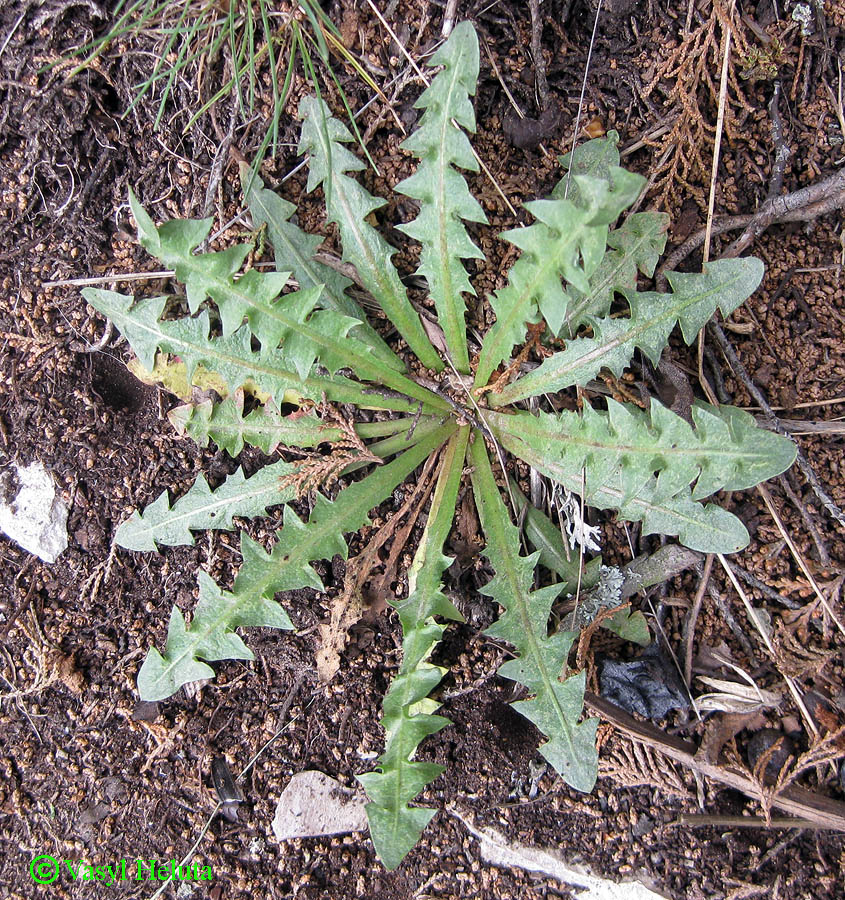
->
[83,22,796,869]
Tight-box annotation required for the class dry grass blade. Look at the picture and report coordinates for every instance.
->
[756,483,845,637]
[702,1,733,267]
[684,553,714,688]
[696,0,733,404]
[717,553,819,739]
[695,675,781,714]
[563,0,603,200]
[321,448,442,681]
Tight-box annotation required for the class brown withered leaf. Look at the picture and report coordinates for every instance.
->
[316,587,365,683]
[697,711,766,765]
[502,97,562,150]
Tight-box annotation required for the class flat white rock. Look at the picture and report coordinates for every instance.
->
[453,811,668,900]
[0,461,68,563]
[271,771,368,841]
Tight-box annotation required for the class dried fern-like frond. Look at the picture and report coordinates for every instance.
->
[641,2,755,209]
[598,736,691,799]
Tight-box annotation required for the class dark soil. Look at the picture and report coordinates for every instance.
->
[2,1,845,898]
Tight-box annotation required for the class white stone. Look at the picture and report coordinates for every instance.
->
[0,461,69,563]
[452,811,668,900]
[271,771,368,841]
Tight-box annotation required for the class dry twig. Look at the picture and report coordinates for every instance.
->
[527,0,549,111]
[755,483,845,638]
[586,692,845,831]
[683,553,714,689]
[664,167,845,272]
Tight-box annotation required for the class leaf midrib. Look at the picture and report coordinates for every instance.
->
[434,64,470,373]
[488,409,766,463]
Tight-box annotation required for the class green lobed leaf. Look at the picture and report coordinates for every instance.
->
[298,95,443,372]
[168,390,339,456]
[169,390,420,458]
[557,211,670,338]
[138,570,294,701]
[395,21,487,374]
[82,289,447,414]
[474,134,648,384]
[359,427,469,870]
[126,193,442,405]
[241,165,402,370]
[137,422,457,700]
[115,459,298,552]
[552,130,645,226]
[469,438,598,792]
[489,257,765,405]
[488,400,796,553]
[474,187,608,385]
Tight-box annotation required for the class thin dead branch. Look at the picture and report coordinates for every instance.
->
[755,483,845,638]
[766,81,790,201]
[707,582,759,665]
[664,167,845,271]
[586,692,845,831]
[528,0,549,111]
[777,473,831,568]
[684,553,714,689]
